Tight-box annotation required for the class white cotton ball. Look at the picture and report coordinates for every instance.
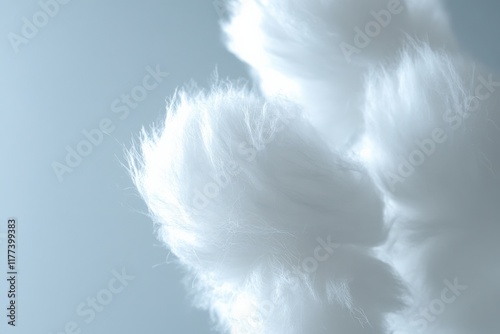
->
[223,0,457,148]
[128,2,500,333]
[128,82,405,333]
[363,42,500,334]
[364,42,500,219]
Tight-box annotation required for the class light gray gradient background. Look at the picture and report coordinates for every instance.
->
[0,1,498,333]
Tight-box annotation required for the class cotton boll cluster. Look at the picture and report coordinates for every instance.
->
[129,0,500,333]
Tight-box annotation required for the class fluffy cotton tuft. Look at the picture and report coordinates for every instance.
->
[128,82,405,333]
[129,1,500,333]
[223,0,457,148]
[364,42,500,334]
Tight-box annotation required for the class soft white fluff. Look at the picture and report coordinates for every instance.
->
[223,0,457,148]
[129,1,500,333]
[129,83,404,333]
[364,43,500,334]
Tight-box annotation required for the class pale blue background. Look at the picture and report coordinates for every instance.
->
[0,1,498,334]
